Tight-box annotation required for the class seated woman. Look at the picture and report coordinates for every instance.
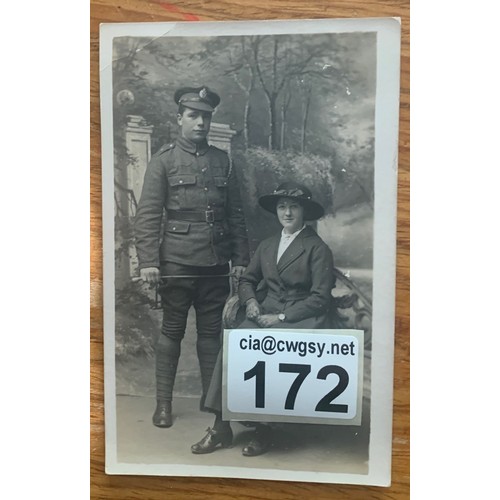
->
[191,181,336,457]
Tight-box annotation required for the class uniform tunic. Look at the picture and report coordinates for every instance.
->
[134,136,249,270]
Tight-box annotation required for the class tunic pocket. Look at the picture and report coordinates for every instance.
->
[214,176,228,188]
[168,174,197,187]
[168,174,197,207]
[166,221,190,234]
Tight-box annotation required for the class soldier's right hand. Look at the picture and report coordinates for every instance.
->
[140,267,161,285]
[245,298,261,320]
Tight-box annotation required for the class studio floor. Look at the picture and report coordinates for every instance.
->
[114,394,370,476]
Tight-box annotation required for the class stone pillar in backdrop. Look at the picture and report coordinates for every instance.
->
[125,115,154,207]
[115,115,153,289]
[208,122,237,153]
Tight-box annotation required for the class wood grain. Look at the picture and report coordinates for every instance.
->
[90,1,410,498]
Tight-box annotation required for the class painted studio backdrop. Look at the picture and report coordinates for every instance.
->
[111,30,375,474]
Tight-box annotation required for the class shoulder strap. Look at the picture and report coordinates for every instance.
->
[153,142,175,158]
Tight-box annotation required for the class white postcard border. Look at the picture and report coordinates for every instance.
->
[100,16,401,487]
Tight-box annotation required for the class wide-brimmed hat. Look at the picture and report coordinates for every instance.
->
[174,86,220,113]
[258,181,325,221]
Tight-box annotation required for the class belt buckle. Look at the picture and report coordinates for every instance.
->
[205,209,215,223]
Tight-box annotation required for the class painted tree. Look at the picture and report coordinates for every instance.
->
[250,34,336,150]
[279,80,293,150]
[221,37,258,150]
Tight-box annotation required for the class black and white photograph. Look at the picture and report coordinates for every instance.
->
[99,17,401,486]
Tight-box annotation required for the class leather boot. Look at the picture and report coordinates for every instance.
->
[242,424,272,456]
[191,426,233,454]
[152,400,172,428]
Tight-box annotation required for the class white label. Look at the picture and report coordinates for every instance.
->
[222,329,364,426]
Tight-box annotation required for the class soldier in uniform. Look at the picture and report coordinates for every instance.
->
[134,86,250,428]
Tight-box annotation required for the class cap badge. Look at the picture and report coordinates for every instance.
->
[199,87,208,99]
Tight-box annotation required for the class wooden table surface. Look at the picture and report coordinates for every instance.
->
[90,1,410,498]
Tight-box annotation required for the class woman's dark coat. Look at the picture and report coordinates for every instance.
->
[238,225,335,327]
[203,225,336,412]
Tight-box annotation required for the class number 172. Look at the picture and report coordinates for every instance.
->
[244,361,350,413]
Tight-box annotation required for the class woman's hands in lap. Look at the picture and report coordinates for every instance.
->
[256,314,280,328]
[245,299,280,327]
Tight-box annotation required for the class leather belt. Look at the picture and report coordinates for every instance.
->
[167,209,225,223]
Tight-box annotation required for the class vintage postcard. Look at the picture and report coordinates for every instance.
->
[99,17,401,486]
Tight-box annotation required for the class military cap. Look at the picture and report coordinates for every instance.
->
[174,86,221,113]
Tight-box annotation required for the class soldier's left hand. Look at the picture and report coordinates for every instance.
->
[231,266,246,280]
